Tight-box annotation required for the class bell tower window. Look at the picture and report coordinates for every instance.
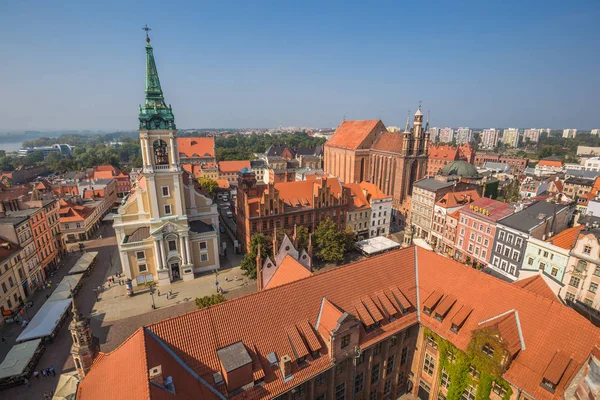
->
[153,139,169,165]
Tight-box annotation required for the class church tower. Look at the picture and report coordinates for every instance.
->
[69,299,99,379]
[112,28,220,288]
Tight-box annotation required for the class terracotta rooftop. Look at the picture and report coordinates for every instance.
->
[218,160,251,173]
[371,132,405,153]
[459,197,514,222]
[177,137,215,158]
[343,183,370,209]
[264,254,312,290]
[417,248,599,400]
[0,237,22,264]
[325,120,382,150]
[546,225,584,250]
[359,181,390,201]
[512,275,558,301]
[78,247,599,400]
[428,144,459,160]
[436,190,481,209]
[538,159,564,167]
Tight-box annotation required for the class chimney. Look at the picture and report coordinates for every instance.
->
[149,365,163,386]
[280,355,292,379]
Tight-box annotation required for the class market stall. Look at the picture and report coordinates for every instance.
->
[0,339,44,389]
[47,274,84,302]
[68,251,98,275]
[16,299,72,343]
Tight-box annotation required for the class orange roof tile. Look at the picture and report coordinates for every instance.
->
[546,225,584,250]
[477,310,524,356]
[317,298,345,335]
[215,179,230,189]
[417,247,599,400]
[538,159,564,167]
[326,120,382,150]
[513,275,558,302]
[428,144,459,160]
[436,190,481,209]
[177,137,215,158]
[264,254,312,290]
[459,197,514,222]
[218,160,251,173]
[359,181,390,201]
[371,132,405,153]
[343,183,370,209]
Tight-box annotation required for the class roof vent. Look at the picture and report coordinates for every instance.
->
[213,372,224,385]
[149,365,163,386]
[267,352,278,367]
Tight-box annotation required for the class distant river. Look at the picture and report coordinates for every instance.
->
[0,141,26,152]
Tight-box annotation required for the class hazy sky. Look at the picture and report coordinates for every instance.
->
[1,0,599,131]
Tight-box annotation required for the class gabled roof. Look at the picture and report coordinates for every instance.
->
[417,247,599,400]
[460,197,514,222]
[477,309,525,356]
[316,298,345,335]
[177,137,215,158]
[436,190,481,209]
[218,160,251,173]
[428,145,459,160]
[326,120,383,150]
[498,201,568,233]
[264,254,312,290]
[359,181,390,201]
[343,183,370,210]
[513,275,558,302]
[371,132,405,153]
[547,225,584,250]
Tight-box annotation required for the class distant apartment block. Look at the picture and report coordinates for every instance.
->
[563,128,578,138]
[427,126,441,142]
[502,128,521,147]
[438,127,454,143]
[591,129,600,135]
[523,128,541,143]
[455,127,472,144]
[480,128,499,149]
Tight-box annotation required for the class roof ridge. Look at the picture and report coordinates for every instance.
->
[147,247,414,330]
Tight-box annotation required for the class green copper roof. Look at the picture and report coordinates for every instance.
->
[139,40,176,130]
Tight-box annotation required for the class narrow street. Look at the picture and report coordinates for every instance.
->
[1,223,251,399]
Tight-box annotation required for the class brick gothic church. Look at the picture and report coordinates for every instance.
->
[324,108,429,226]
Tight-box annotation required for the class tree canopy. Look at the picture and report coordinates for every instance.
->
[197,177,219,196]
[313,218,355,263]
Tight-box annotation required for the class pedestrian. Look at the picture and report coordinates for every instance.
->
[34,370,39,379]
[24,377,29,388]
[168,289,172,297]
[50,365,56,377]
[1,336,5,344]
[44,392,49,399]
[41,369,46,378]
[157,289,160,296]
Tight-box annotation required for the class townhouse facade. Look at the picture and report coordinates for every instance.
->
[562,228,600,310]
[454,198,514,267]
[430,190,480,250]
[0,217,40,297]
[489,201,571,281]
[0,238,27,327]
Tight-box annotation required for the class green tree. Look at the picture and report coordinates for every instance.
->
[240,233,272,279]
[197,177,219,196]
[195,293,226,309]
[295,225,310,250]
[500,180,521,203]
[313,218,352,263]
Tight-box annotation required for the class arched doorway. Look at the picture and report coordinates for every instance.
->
[168,256,182,281]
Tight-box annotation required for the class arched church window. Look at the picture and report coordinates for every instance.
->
[153,140,169,165]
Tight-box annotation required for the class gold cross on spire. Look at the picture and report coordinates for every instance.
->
[143,24,152,43]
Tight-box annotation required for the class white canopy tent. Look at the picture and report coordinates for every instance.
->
[356,236,401,256]
[16,299,72,343]
[0,339,42,380]
[68,251,98,275]
[47,274,84,302]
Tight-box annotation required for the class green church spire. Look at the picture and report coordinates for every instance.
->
[139,26,176,130]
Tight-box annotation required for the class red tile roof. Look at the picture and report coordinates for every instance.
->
[428,145,459,160]
[264,254,312,290]
[359,181,390,201]
[326,120,382,150]
[513,275,558,301]
[436,190,481,209]
[371,132,405,153]
[78,247,599,400]
[538,159,564,167]
[417,247,599,400]
[343,183,370,209]
[177,137,215,158]
[218,160,251,173]
[459,197,514,222]
[546,225,584,250]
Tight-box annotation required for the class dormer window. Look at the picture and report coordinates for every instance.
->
[341,334,350,349]
[450,323,460,333]
[482,344,494,358]
[423,306,432,316]
[540,378,557,393]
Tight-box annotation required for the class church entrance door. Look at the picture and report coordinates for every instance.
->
[170,262,181,281]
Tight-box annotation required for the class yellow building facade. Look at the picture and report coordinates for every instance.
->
[113,35,220,287]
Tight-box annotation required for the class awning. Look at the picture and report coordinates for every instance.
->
[47,274,84,302]
[0,339,42,379]
[69,252,98,275]
[102,213,116,222]
[355,236,401,255]
[52,371,80,400]
[16,299,72,343]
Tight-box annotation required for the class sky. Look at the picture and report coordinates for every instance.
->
[1,0,599,131]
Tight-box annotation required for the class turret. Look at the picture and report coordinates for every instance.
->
[413,106,424,155]
[69,298,100,379]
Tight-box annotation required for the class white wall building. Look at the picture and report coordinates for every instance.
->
[523,128,541,143]
[438,127,455,143]
[481,128,500,149]
[563,128,578,138]
[456,127,472,144]
[502,128,521,147]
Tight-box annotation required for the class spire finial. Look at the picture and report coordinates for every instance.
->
[71,297,81,321]
[143,25,152,44]
[418,100,422,110]
[404,110,411,133]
